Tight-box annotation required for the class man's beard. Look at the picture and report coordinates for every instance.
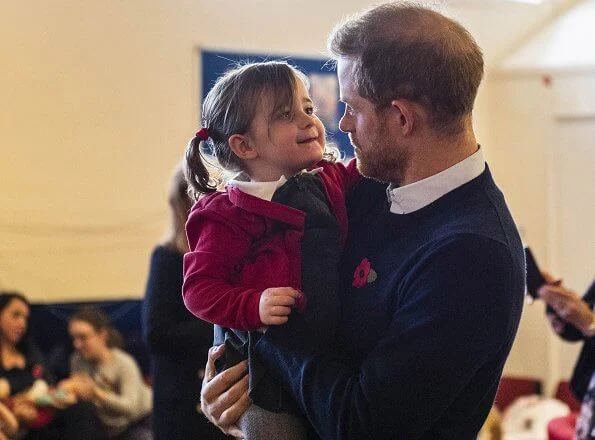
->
[352,124,407,186]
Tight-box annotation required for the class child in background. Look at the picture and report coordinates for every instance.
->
[182,61,359,439]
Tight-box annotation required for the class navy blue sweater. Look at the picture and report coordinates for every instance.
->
[256,167,525,439]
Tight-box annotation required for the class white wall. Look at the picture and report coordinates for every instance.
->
[485,0,595,393]
[484,70,595,393]
[0,0,372,302]
[0,0,525,302]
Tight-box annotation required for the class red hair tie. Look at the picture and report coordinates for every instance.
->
[195,128,209,141]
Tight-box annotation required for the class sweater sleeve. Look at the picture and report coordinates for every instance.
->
[143,247,214,354]
[95,354,147,417]
[183,200,266,330]
[255,236,523,439]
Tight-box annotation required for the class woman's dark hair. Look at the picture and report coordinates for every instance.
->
[69,307,124,349]
[0,291,35,356]
[184,61,310,200]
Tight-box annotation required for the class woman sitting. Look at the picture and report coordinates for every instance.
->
[0,291,100,440]
[63,307,152,440]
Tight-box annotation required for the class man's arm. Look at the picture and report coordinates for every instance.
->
[255,236,523,439]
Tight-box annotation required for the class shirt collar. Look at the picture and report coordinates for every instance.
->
[387,147,485,214]
[228,167,322,202]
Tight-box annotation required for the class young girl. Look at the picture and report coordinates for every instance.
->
[182,61,359,439]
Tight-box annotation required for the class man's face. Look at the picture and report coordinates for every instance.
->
[337,58,407,184]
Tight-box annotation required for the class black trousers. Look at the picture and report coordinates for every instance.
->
[23,401,102,440]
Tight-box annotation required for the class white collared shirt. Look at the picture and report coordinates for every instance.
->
[387,148,486,215]
[228,168,323,202]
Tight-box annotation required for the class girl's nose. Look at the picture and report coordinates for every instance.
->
[297,112,315,129]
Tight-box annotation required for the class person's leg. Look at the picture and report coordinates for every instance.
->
[153,398,226,440]
[238,405,307,440]
[115,415,153,440]
[56,401,104,440]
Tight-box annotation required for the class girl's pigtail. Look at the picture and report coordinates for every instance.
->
[184,136,218,200]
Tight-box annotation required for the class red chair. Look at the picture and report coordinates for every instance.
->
[554,381,582,413]
[547,412,578,440]
[494,376,543,412]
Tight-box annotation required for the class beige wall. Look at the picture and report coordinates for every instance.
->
[0,0,364,302]
[484,71,595,393]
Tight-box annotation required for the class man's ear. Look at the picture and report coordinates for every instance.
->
[389,99,416,136]
[229,134,258,160]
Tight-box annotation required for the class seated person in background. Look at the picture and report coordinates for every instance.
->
[539,274,595,440]
[142,164,224,440]
[0,291,100,440]
[64,307,152,440]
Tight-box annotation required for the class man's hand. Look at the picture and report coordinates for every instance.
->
[259,287,303,326]
[201,345,251,439]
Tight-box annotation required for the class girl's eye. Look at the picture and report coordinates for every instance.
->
[305,106,317,115]
[279,110,292,119]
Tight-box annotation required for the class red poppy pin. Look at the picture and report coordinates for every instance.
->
[32,364,44,379]
[352,258,377,288]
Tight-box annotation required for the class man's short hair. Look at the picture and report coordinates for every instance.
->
[328,2,484,133]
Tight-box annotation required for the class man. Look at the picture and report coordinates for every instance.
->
[200,3,525,439]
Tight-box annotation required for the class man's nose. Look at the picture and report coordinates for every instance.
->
[339,113,353,133]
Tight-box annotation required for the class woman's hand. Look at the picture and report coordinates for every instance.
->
[0,401,19,436]
[538,275,594,335]
[200,345,251,439]
[0,379,10,400]
[11,395,38,424]
[62,373,96,401]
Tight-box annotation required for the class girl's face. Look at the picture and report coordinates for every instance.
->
[244,78,326,181]
[69,320,107,361]
[0,298,29,346]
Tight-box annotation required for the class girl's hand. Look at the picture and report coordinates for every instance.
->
[258,287,304,326]
[200,345,250,438]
